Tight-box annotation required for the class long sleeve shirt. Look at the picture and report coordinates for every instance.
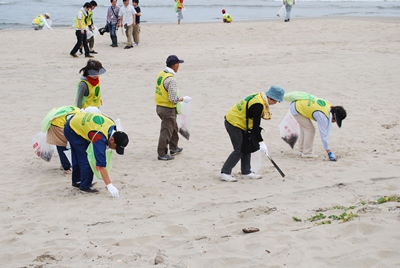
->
[163,67,181,105]
[289,102,332,150]
[247,103,264,142]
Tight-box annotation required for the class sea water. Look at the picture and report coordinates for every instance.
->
[0,0,399,29]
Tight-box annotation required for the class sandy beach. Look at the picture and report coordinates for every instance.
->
[1,17,399,267]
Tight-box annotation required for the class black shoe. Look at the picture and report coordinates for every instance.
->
[284,19,290,22]
[79,187,99,194]
[90,50,98,54]
[124,46,131,49]
[70,53,78,58]
[85,55,94,58]
[158,154,175,161]
[72,182,81,188]
[170,147,183,156]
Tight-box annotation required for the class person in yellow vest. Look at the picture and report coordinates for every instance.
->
[175,0,184,25]
[75,59,106,109]
[222,9,233,23]
[42,106,81,174]
[155,55,192,161]
[283,0,295,22]
[64,112,129,197]
[87,1,98,54]
[284,92,347,161]
[70,2,94,58]
[32,13,52,30]
[220,86,285,182]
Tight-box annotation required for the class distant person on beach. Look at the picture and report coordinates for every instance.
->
[118,0,136,49]
[284,91,347,161]
[64,112,129,197]
[87,1,98,54]
[155,55,192,161]
[220,86,285,182]
[175,0,184,25]
[75,59,106,109]
[32,13,52,30]
[107,0,120,47]
[132,0,141,46]
[222,9,233,23]
[283,0,295,22]
[70,2,93,58]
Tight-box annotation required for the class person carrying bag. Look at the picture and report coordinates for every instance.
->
[220,86,285,182]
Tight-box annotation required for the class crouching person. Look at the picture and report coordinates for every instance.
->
[64,112,129,198]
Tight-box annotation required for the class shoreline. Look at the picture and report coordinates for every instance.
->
[1,15,399,31]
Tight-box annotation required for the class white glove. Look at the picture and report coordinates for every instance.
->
[183,96,192,103]
[107,183,119,198]
[259,142,269,156]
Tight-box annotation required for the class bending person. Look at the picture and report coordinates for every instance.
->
[284,91,347,161]
[64,112,129,197]
[220,86,285,182]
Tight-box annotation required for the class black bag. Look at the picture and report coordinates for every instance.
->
[241,94,260,154]
[242,129,260,154]
[99,24,109,35]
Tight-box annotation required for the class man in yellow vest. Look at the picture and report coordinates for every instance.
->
[222,9,233,23]
[221,86,285,182]
[32,13,52,30]
[70,2,94,58]
[284,91,347,161]
[87,1,98,54]
[155,55,192,160]
[64,112,129,197]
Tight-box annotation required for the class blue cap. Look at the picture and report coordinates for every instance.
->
[266,85,285,102]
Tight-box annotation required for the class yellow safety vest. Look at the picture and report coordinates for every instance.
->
[69,112,115,141]
[155,71,176,108]
[51,107,81,128]
[176,0,183,9]
[75,80,101,108]
[225,93,266,130]
[294,98,331,121]
[33,15,45,26]
[74,10,88,29]
[87,10,93,26]
[223,14,233,23]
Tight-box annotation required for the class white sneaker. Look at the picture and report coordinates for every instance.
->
[220,173,237,182]
[242,172,262,180]
[133,42,138,46]
[301,153,319,158]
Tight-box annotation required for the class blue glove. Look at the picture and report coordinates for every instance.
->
[328,152,337,161]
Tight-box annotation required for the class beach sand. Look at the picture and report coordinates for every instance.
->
[0,17,399,267]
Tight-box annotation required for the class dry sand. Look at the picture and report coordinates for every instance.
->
[0,17,399,267]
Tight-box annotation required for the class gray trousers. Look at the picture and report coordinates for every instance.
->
[221,120,251,175]
[156,105,179,157]
[285,4,293,20]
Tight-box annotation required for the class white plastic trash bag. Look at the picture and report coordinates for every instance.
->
[177,102,191,140]
[32,132,56,162]
[279,111,299,149]
[277,5,286,17]
[250,150,262,173]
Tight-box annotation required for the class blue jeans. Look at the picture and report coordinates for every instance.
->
[64,121,94,190]
[221,120,251,175]
[108,22,117,37]
[57,146,71,170]
[285,4,293,20]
